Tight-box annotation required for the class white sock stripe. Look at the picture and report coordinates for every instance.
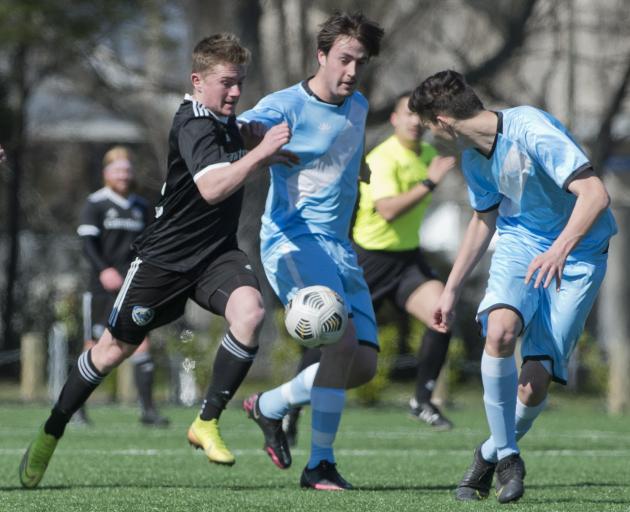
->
[79,354,102,383]
[110,258,142,326]
[221,335,254,360]
[78,353,103,384]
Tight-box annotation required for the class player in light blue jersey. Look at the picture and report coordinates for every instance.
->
[409,70,616,504]
[239,12,384,490]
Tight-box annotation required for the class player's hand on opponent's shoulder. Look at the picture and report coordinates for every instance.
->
[431,289,457,333]
[99,267,124,293]
[239,121,267,150]
[254,122,299,167]
[427,155,456,185]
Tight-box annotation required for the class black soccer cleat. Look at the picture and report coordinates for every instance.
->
[140,409,170,428]
[455,444,497,501]
[243,393,292,469]
[300,460,353,491]
[495,453,526,503]
[282,407,301,447]
[409,398,453,431]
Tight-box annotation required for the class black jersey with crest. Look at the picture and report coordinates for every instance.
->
[78,188,150,292]
[132,95,248,273]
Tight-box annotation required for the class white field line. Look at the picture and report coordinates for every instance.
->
[2,427,630,443]
[1,447,630,457]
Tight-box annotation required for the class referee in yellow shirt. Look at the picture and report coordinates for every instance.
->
[353,91,455,429]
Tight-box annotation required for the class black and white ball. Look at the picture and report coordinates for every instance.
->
[284,285,348,348]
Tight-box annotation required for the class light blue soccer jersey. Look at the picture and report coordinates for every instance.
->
[239,82,378,346]
[239,82,368,252]
[462,106,617,260]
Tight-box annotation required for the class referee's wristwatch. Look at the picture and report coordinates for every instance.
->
[421,178,437,191]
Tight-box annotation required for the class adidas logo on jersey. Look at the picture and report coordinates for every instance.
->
[318,122,332,132]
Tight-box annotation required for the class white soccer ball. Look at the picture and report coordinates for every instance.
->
[284,285,348,348]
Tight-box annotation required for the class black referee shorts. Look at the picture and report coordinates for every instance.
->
[82,291,116,342]
[354,243,441,311]
[108,249,260,345]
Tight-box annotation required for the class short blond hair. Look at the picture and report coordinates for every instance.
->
[192,33,251,75]
[102,146,132,169]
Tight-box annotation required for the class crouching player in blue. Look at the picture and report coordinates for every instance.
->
[238,12,384,490]
[409,70,617,503]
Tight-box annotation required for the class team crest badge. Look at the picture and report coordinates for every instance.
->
[131,306,155,326]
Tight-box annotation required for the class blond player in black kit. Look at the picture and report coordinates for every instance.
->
[20,33,297,488]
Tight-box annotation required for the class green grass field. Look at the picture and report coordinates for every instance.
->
[1,390,629,512]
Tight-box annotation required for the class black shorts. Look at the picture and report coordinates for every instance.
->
[82,292,116,341]
[108,249,260,345]
[354,244,440,311]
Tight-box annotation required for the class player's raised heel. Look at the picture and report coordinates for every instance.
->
[495,453,525,503]
[243,393,292,469]
[187,416,235,466]
[19,427,59,489]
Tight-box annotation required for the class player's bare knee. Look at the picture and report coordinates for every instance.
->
[236,302,265,335]
[92,338,133,372]
[485,324,518,356]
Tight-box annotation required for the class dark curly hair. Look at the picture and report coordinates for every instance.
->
[409,70,484,123]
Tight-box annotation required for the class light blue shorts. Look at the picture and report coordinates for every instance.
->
[261,233,378,348]
[477,234,607,384]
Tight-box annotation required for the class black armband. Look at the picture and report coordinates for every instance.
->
[421,178,437,191]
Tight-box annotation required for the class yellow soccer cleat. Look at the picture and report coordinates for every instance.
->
[19,427,59,489]
[187,416,235,466]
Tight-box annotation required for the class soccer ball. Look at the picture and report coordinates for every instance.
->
[284,285,348,348]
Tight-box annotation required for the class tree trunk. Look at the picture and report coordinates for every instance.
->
[1,45,27,373]
[600,173,630,413]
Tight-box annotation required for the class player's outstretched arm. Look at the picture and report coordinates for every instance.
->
[196,122,298,204]
[525,169,610,290]
[431,209,497,332]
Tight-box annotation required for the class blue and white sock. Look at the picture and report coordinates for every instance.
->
[259,363,319,420]
[308,386,345,469]
[481,397,547,463]
[480,351,518,461]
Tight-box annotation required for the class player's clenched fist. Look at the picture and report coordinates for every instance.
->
[256,123,299,167]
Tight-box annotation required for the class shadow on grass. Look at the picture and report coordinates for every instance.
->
[1,482,453,493]
[356,484,453,492]
[528,481,626,490]
[1,483,305,492]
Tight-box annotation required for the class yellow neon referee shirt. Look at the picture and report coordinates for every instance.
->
[353,135,437,251]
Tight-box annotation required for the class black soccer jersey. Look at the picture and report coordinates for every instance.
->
[78,188,150,292]
[132,95,247,272]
